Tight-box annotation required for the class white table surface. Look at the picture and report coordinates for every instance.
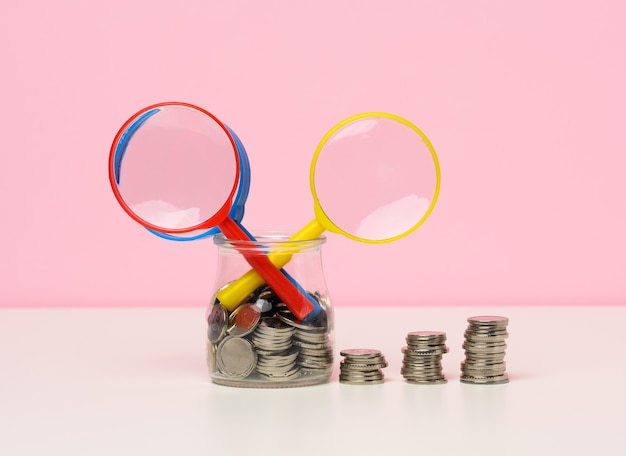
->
[1,306,625,455]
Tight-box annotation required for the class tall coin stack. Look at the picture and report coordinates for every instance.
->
[460,315,509,384]
[400,331,448,384]
[339,349,387,385]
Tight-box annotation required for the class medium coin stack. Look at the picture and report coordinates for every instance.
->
[460,315,509,384]
[250,317,299,381]
[400,331,448,384]
[339,349,387,385]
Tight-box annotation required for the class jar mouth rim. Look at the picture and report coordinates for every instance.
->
[214,230,326,246]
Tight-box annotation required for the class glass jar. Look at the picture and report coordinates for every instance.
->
[206,231,334,388]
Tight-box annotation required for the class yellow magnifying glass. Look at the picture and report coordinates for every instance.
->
[216,112,441,310]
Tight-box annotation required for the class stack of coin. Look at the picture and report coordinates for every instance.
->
[460,315,509,384]
[339,349,387,385]
[275,304,333,374]
[250,317,299,381]
[400,331,448,384]
[293,326,333,373]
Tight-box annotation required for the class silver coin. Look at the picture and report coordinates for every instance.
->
[252,331,292,342]
[464,360,506,368]
[216,337,257,379]
[406,341,448,348]
[339,377,385,385]
[297,357,332,368]
[462,366,507,376]
[340,348,382,358]
[296,325,327,334]
[401,367,444,376]
[464,355,507,364]
[207,302,228,343]
[405,346,448,354]
[402,373,447,382]
[407,330,447,337]
[403,368,443,375]
[462,358,506,366]
[292,340,329,350]
[253,339,293,350]
[406,378,447,385]
[298,351,333,361]
[341,353,386,362]
[460,373,509,385]
[257,361,298,375]
[299,357,333,367]
[406,331,447,343]
[463,350,506,358]
[252,335,293,346]
[468,315,509,325]
[464,330,508,339]
[402,365,444,372]
[339,371,385,380]
[465,330,508,337]
[259,367,301,381]
[341,362,388,372]
[402,346,449,356]
[341,364,387,372]
[253,338,293,350]
[257,356,298,369]
[340,367,385,376]
[258,347,299,363]
[463,341,507,350]
[298,351,331,360]
[298,358,332,369]
[402,356,442,364]
[258,316,295,332]
[294,331,329,343]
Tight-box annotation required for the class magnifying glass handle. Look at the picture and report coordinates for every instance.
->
[217,219,325,311]
[218,217,320,320]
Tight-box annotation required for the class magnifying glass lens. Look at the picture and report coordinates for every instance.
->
[313,116,438,242]
[113,105,238,231]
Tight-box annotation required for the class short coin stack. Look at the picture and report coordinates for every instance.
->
[460,315,509,384]
[400,331,448,384]
[339,349,387,385]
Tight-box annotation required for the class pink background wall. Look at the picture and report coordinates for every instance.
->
[1,0,625,308]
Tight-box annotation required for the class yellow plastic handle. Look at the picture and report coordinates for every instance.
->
[216,219,326,311]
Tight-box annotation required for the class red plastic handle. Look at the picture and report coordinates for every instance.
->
[218,217,314,320]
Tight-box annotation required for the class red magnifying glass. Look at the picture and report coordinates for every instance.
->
[108,102,318,320]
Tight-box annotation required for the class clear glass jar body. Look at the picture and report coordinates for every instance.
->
[206,232,334,388]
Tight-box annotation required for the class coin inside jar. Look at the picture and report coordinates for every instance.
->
[207,301,228,343]
[216,336,257,379]
[227,303,261,337]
